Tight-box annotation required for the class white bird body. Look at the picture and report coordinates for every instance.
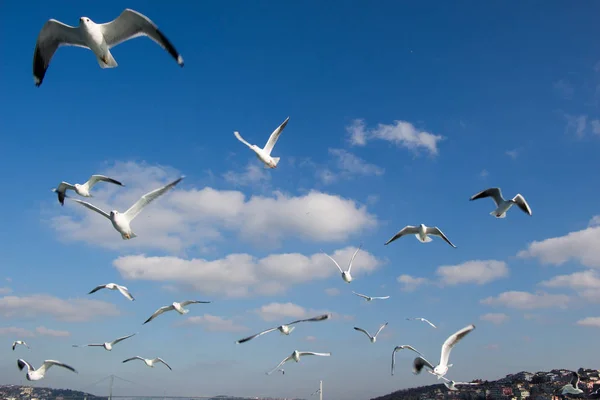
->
[385,224,456,248]
[321,245,362,283]
[412,324,476,379]
[406,317,437,329]
[354,322,388,343]
[122,356,172,370]
[352,291,390,302]
[266,350,331,375]
[70,176,184,240]
[234,117,289,169]
[144,300,211,324]
[88,283,134,301]
[236,314,331,344]
[33,9,184,86]
[469,187,532,218]
[17,359,77,381]
[12,341,29,351]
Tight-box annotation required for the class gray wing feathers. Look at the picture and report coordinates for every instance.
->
[124,177,184,221]
[83,175,124,191]
[440,324,475,368]
[288,313,331,325]
[41,360,77,374]
[112,333,136,345]
[513,194,532,215]
[236,327,279,344]
[470,187,503,206]
[347,244,362,273]
[180,300,211,307]
[263,117,290,155]
[70,198,111,219]
[412,356,434,375]
[427,227,457,248]
[385,226,418,245]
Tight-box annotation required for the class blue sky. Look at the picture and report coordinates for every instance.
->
[1,0,600,399]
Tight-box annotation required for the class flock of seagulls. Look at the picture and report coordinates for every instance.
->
[10,5,551,395]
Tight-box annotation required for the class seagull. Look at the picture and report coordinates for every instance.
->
[352,292,390,302]
[143,300,211,324]
[33,9,184,87]
[12,341,29,351]
[321,245,362,283]
[440,377,480,391]
[72,333,136,351]
[406,317,437,329]
[266,350,331,375]
[469,187,532,218]
[391,345,424,376]
[236,314,331,344]
[277,368,285,375]
[17,359,77,381]
[354,322,388,343]
[412,324,476,379]
[385,224,456,248]
[52,175,124,206]
[234,117,289,169]
[310,389,321,396]
[70,176,184,240]
[88,283,134,301]
[560,371,584,395]
[122,356,172,370]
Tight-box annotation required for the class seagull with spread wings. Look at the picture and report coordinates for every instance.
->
[143,300,211,324]
[440,377,480,391]
[33,9,184,86]
[266,350,331,375]
[52,175,124,206]
[88,283,134,301]
[70,176,184,240]
[406,317,437,329]
[122,356,172,370]
[321,245,362,283]
[385,224,456,248]
[354,322,388,343]
[352,292,390,302]
[73,333,136,351]
[236,314,331,344]
[391,345,424,376]
[234,117,290,169]
[12,341,29,351]
[17,359,77,381]
[469,187,532,218]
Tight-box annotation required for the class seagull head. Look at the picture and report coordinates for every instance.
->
[433,365,448,377]
[79,17,91,25]
[342,271,352,283]
[110,210,118,217]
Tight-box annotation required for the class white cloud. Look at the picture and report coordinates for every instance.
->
[564,114,588,137]
[576,317,600,327]
[553,80,574,99]
[592,120,600,136]
[0,294,120,322]
[0,327,35,337]
[328,149,384,177]
[480,291,570,310]
[485,344,500,351]
[346,119,444,156]
[253,302,343,323]
[436,260,509,285]
[517,218,600,268]
[35,326,70,337]
[223,163,270,187]
[0,287,12,295]
[397,274,429,292]
[305,335,317,341]
[113,246,381,298]
[505,149,519,159]
[183,314,247,332]
[49,161,378,252]
[539,269,600,302]
[324,288,340,296]
[479,169,489,178]
[480,313,509,325]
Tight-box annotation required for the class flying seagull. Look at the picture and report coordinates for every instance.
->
[277,368,285,375]
[469,187,532,218]
[321,245,362,283]
[52,175,124,206]
[143,300,211,324]
[73,333,136,351]
[266,350,331,375]
[17,359,77,381]
[70,176,184,240]
[352,292,390,302]
[406,317,437,329]
[391,345,424,376]
[560,371,584,395]
[33,9,184,87]
[122,356,172,370]
[88,283,134,301]
[440,377,480,391]
[412,324,476,379]
[310,389,321,396]
[12,341,29,351]
[234,117,289,169]
[385,224,456,248]
[354,322,388,343]
[236,314,331,344]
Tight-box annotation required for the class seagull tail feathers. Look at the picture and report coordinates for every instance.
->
[97,51,118,69]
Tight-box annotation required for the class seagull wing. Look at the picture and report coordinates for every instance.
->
[17,359,33,372]
[287,313,331,325]
[111,333,136,346]
[469,187,504,206]
[143,305,175,324]
[267,355,293,375]
[391,345,423,376]
[372,296,390,300]
[70,199,111,219]
[82,175,124,192]
[180,300,211,307]
[426,227,457,248]
[236,327,279,344]
[88,284,108,294]
[297,351,331,357]
[347,244,362,274]
[439,324,476,369]
[352,292,370,300]
[116,285,135,301]
[512,194,532,216]
[570,371,580,387]
[123,176,184,222]
[55,182,76,193]
[234,131,253,149]
[374,322,388,338]
[321,251,344,273]
[33,20,88,86]
[122,356,145,364]
[263,117,290,155]
[154,358,172,370]
[99,9,183,66]
[39,360,77,375]
[384,226,419,245]
[12,342,17,351]
[354,327,372,340]
[412,356,435,375]
[422,318,437,328]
